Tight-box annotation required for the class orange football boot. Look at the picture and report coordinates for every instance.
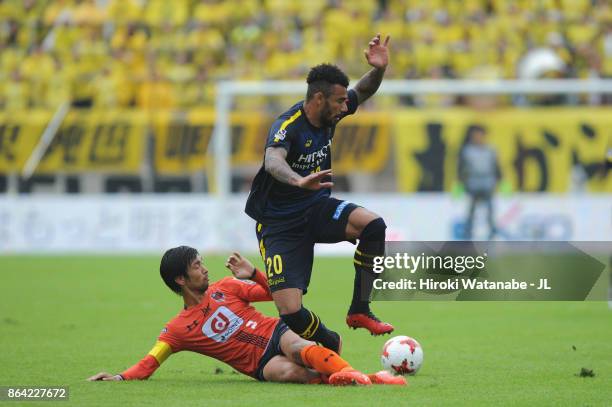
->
[369,370,407,386]
[329,369,372,386]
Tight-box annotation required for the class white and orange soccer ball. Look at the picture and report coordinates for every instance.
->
[380,335,424,375]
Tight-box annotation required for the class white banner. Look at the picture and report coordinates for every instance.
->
[0,194,610,254]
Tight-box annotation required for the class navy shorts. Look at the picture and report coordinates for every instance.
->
[255,320,290,381]
[256,197,358,294]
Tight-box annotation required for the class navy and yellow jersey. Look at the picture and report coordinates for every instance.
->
[245,89,359,225]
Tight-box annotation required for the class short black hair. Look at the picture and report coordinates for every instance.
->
[306,63,349,101]
[160,246,198,294]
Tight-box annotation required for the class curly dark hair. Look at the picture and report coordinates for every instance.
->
[306,63,349,100]
[160,246,199,294]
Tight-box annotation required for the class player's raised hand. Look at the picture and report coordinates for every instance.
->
[364,33,390,70]
[87,372,121,381]
[297,169,334,190]
[225,252,255,279]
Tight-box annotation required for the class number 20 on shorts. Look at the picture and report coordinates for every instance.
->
[266,255,283,278]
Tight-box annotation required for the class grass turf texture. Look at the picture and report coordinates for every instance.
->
[1,255,611,406]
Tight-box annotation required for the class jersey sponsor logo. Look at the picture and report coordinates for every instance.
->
[211,291,225,302]
[202,306,244,343]
[332,201,350,220]
[273,129,287,142]
[268,276,285,286]
[296,140,331,163]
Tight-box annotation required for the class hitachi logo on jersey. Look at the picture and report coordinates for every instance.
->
[297,141,331,163]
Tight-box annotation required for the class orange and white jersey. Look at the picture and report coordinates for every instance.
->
[121,270,277,379]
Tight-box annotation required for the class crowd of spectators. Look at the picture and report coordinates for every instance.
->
[1,0,611,110]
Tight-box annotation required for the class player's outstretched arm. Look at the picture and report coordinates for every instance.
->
[87,341,172,381]
[265,147,334,190]
[353,33,390,105]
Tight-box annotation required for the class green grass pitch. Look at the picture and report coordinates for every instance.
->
[1,255,611,406]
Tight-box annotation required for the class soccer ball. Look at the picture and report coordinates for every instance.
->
[380,335,424,375]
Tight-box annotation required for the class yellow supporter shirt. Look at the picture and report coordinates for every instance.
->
[43,0,75,25]
[20,50,55,108]
[566,23,597,47]
[144,0,189,26]
[73,0,107,25]
[92,71,120,108]
[193,1,233,25]
[108,0,144,24]
[137,76,176,110]
[560,0,590,20]
[4,74,30,110]
[44,64,72,108]
[297,0,326,24]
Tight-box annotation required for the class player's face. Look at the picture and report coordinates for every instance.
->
[184,255,209,293]
[320,85,349,127]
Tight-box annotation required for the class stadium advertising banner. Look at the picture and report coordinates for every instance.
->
[0,110,146,174]
[0,111,52,172]
[330,112,391,174]
[153,110,264,173]
[1,109,391,176]
[37,110,147,173]
[3,108,609,193]
[394,108,612,193]
[0,194,609,253]
[152,110,391,175]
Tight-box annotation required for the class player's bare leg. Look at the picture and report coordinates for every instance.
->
[278,329,371,386]
[271,288,303,315]
[345,207,394,336]
[273,288,342,353]
[262,355,321,383]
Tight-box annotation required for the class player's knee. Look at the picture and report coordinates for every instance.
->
[272,289,303,315]
[359,217,386,241]
[276,302,301,315]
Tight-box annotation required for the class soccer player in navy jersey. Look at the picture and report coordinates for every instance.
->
[245,34,393,353]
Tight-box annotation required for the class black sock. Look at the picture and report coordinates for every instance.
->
[349,218,386,314]
[281,307,339,351]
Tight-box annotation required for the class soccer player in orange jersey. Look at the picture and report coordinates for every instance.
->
[87,246,404,386]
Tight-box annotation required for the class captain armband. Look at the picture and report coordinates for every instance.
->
[148,341,173,364]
